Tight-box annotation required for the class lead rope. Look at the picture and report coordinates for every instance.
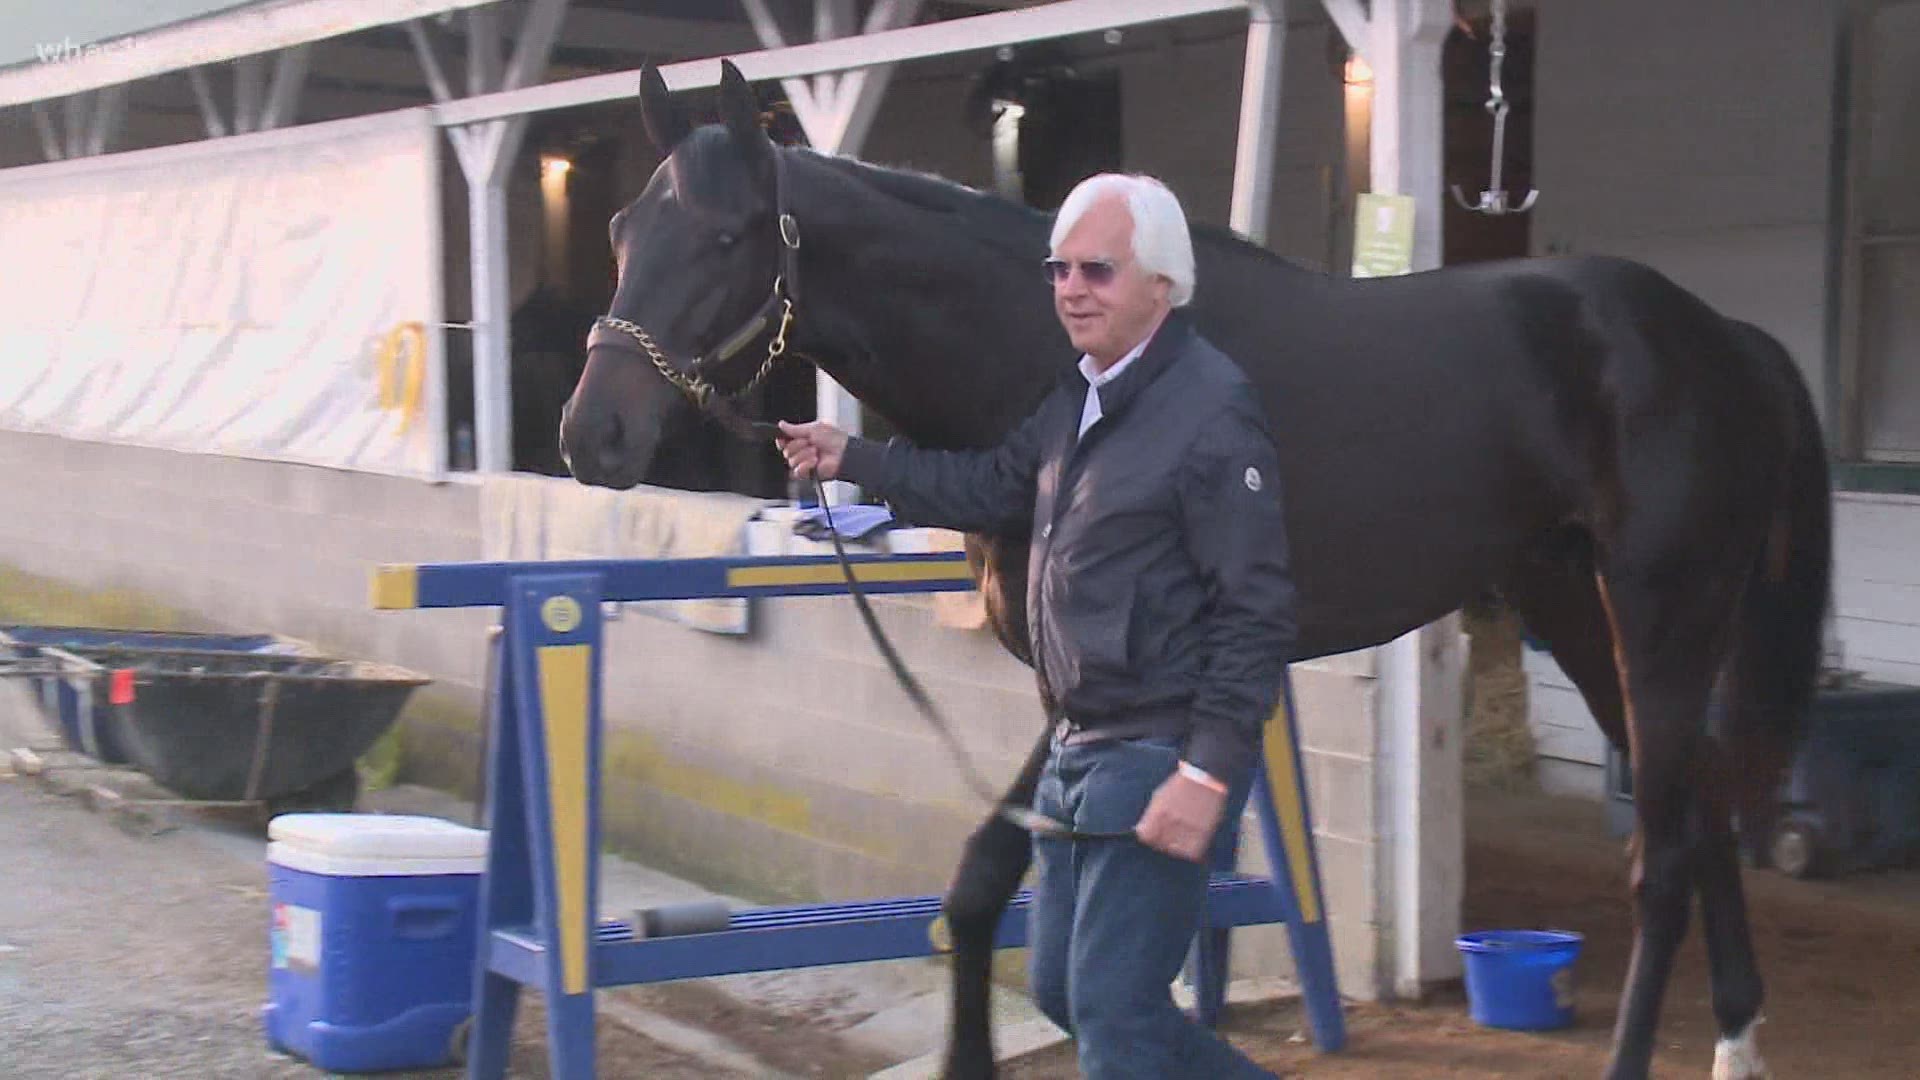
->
[803,471,1131,843]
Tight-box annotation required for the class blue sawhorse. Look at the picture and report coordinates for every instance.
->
[372,552,1345,1078]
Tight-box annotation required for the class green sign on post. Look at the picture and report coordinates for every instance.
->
[1351,193,1416,278]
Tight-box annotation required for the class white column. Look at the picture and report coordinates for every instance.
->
[741,0,920,504]
[457,0,568,474]
[468,177,515,473]
[30,102,64,161]
[232,53,266,134]
[258,44,312,131]
[83,85,127,156]
[1228,0,1289,244]
[1359,0,1464,999]
[186,67,229,137]
[1367,0,1449,272]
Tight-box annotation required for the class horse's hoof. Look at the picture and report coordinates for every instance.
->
[1711,1018,1769,1080]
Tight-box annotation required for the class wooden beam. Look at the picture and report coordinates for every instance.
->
[435,0,1246,128]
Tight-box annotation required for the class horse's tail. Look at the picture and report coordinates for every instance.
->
[1721,320,1833,832]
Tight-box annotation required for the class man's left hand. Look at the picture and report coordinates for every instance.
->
[1134,768,1227,862]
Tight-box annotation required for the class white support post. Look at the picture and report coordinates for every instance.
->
[408,18,484,179]
[233,53,266,134]
[458,0,569,474]
[60,94,87,157]
[1320,0,1373,65]
[813,0,855,59]
[740,0,829,147]
[406,20,456,106]
[30,102,64,161]
[259,44,312,130]
[466,5,502,97]
[503,0,570,95]
[1228,0,1289,244]
[186,67,229,137]
[1367,0,1450,272]
[469,178,515,472]
[760,0,922,505]
[1348,0,1463,1001]
[82,84,127,156]
[819,0,923,155]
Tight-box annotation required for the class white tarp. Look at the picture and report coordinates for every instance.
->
[0,107,445,477]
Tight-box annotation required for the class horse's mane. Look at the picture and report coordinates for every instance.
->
[795,148,1325,277]
[798,150,1051,262]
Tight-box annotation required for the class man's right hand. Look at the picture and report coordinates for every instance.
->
[776,420,850,481]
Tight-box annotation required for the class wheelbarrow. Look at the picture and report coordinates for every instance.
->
[0,625,313,765]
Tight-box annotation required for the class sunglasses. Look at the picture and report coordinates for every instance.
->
[1042,257,1121,287]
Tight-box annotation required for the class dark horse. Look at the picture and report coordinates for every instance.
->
[560,62,1832,1080]
[444,282,793,492]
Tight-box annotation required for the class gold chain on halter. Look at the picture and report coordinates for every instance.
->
[597,297,791,408]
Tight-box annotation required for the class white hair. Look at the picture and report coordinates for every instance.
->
[1048,173,1196,307]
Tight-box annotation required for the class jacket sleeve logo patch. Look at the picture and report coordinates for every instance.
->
[1243,466,1263,493]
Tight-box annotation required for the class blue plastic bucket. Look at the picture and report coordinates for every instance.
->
[1455,929,1584,1031]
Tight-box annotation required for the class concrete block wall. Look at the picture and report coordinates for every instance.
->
[0,429,1396,998]
[0,430,494,712]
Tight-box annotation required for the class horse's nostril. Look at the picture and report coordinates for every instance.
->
[595,412,626,472]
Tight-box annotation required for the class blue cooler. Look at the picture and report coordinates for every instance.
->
[262,813,488,1072]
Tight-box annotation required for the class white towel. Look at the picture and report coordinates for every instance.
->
[479,473,773,634]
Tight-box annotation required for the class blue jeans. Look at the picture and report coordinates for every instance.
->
[1027,735,1276,1079]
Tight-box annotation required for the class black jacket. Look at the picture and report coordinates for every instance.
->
[837,311,1297,787]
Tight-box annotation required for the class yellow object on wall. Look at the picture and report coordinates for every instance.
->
[376,322,428,433]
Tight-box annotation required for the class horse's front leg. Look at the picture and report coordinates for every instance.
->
[941,725,1051,1080]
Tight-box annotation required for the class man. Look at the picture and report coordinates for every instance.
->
[777,173,1294,1079]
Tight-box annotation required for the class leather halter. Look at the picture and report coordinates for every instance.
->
[588,148,802,440]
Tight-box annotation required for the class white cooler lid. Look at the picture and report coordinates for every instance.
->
[268,813,489,877]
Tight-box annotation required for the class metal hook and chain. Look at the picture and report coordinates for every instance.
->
[1450,0,1538,216]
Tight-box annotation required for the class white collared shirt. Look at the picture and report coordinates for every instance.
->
[1077,334,1153,438]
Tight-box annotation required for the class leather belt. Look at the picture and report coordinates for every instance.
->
[1052,713,1189,748]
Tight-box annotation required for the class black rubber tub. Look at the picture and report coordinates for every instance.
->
[51,645,430,804]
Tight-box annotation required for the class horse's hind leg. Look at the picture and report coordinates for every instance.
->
[1501,540,1626,752]
[940,725,1049,1080]
[1688,737,1769,1080]
[1594,553,1754,1080]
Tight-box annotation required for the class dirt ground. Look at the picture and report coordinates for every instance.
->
[1007,608,1920,1079]
[0,774,883,1080]
[1005,783,1920,1080]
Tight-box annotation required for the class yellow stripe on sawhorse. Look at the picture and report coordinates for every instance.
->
[369,565,419,610]
[725,559,974,590]
[537,644,592,996]
[1263,695,1321,924]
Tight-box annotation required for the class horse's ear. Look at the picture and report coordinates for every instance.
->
[638,63,691,155]
[717,59,775,181]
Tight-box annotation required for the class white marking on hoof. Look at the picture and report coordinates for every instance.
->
[1712,1017,1769,1080]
